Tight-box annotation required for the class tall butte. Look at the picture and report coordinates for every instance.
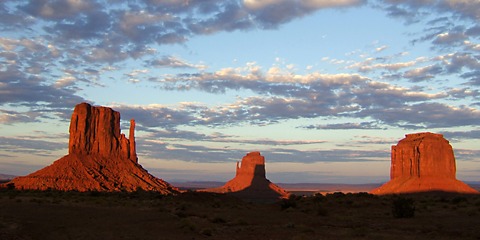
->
[8,102,177,193]
[203,152,289,201]
[371,132,478,194]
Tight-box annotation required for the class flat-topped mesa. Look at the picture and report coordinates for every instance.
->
[391,132,455,179]
[68,102,137,163]
[371,132,478,195]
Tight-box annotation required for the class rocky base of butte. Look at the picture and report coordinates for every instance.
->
[371,132,478,195]
[8,103,177,194]
[202,152,289,201]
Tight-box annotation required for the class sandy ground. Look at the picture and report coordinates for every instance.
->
[1,190,480,240]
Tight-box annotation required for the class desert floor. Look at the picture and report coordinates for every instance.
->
[1,189,480,240]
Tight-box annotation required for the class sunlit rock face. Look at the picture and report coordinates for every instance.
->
[69,102,137,163]
[371,132,478,194]
[202,152,289,201]
[9,103,177,194]
[234,151,266,181]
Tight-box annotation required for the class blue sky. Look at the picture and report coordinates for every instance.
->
[1,0,479,183]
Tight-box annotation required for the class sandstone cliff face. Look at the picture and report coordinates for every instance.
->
[69,102,137,163]
[235,151,266,179]
[390,132,456,179]
[202,152,289,201]
[371,132,478,194]
[9,102,176,194]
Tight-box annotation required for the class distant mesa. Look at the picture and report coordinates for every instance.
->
[6,102,177,194]
[202,152,289,201]
[0,173,16,181]
[371,132,478,195]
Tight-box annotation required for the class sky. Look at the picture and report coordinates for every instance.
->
[1,0,479,184]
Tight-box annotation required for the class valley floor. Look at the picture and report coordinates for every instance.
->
[1,190,480,240]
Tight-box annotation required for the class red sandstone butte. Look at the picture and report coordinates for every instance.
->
[203,152,289,201]
[371,132,478,195]
[8,102,177,194]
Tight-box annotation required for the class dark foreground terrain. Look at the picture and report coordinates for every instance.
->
[1,189,480,240]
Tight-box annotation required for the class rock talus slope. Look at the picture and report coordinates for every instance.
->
[371,132,478,194]
[9,103,177,193]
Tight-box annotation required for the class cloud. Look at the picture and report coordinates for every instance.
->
[140,62,479,129]
[0,72,84,110]
[440,0,480,20]
[131,127,331,165]
[352,135,397,145]
[347,51,479,84]
[243,0,364,12]
[243,0,284,10]
[0,0,372,123]
[20,0,97,20]
[0,136,66,157]
[47,10,112,40]
[346,52,431,73]
[433,31,467,45]
[159,63,372,90]
[357,102,480,128]
[380,0,480,21]
[137,137,386,164]
[0,35,88,119]
[229,139,327,146]
[138,140,241,163]
[461,70,480,85]
[53,75,77,89]
[443,52,480,73]
[265,148,388,163]
[375,45,388,52]
[442,129,480,140]
[0,109,41,124]
[402,64,443,82]
[187,2,253,34]
[0,62,85,121]
[114,103,200,129]
[1,4,478,138]
[243,0,365,28]
[446,87,480,100]
[1,0,367,69]
[149,55,208,69]
[455,149,480,162]
[0,2,34,30]
[303,121,385,130]
[348,58,421,72]
[374,0,479,55]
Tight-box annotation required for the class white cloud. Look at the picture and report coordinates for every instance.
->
[243,0,285,10]
[150,55,208,70]
[348,57,424,72]
[301,0,365,9]
[119,11,172,36]
[244,0,364,10]
[463,40,480,51]
[54,75,76,88]
[375,45,388,52]
[434,31,467,45]
[403,64,442,81]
